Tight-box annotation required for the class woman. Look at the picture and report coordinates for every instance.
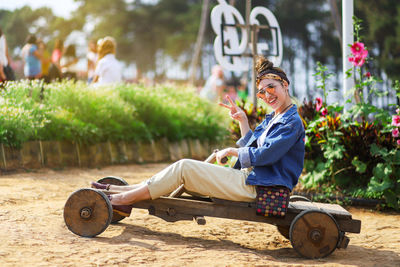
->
[48,39,63,81]
[92,56,305,216]
[21,34,41,79]
[60,44,79,80]
[92,36,122,85]
[0,27,15,82]
[38,40,51,83]
[199,65,225,102]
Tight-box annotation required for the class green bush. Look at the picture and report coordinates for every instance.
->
[300,18,400,210]
[0,81,229,146]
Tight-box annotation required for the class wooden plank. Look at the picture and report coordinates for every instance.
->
[336,218,361,233]
[99,189,359,232]
[288,201,352,219]
[132,197,296,226]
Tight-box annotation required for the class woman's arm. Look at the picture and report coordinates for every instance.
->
[237,121,303,168]
[61,57,78,68]
[92,75,99,83]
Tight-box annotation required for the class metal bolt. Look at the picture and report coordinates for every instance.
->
[310,229,322,241]
[80,207,92,219]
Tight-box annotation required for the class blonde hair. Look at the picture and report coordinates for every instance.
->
[97,36,116,61]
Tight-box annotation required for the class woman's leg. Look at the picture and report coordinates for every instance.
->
[91,181,147,192]
[108,159,256,205]
[110,184,151,205]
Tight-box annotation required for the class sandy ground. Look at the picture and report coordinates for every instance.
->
[0,163,399,267]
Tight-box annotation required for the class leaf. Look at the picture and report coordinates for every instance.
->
[370,143,389,157]
[351,157,367,173]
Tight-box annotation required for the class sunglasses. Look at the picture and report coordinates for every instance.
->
[256,84,276,98]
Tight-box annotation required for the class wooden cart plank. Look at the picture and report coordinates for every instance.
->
[288,201,352,219]
[132,197,296,226]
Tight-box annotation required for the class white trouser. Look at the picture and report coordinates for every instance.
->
[146,159,256,202]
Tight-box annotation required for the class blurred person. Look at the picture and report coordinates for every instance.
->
[60,44,79,80]
[199,65,225,102]
[86,39,98,83]
[224,77,240,103]
[48,39,63,81]
[21,34,41,79]
[0,27,15,82]
[92,36,122,86]
[38,40,51,83]
[51,39,63,68]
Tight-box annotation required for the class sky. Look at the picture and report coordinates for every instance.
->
[0,0,79,18]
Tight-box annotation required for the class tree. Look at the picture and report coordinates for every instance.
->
[189,0,210,84]
[355,0,400,81]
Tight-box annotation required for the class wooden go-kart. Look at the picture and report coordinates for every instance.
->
[63,153,361,259]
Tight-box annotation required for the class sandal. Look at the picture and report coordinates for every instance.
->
[107,195,132,217]
[91,181,111,191]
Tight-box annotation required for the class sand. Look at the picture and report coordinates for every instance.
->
[0,163,399,266]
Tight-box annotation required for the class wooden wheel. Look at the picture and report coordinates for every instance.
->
[97,176,129,223]
[64,188,112,237]
[97,176,129,186]
[276,195,311,239]
[290,195,311,202]
[289,209,340,258]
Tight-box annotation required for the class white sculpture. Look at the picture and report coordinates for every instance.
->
[211,0,283,72]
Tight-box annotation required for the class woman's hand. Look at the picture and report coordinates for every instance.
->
[216,148,238,165]
[219,95,247,124]
[219,95,250,137]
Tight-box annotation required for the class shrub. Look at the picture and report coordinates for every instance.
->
[0,81,229,146]
[300,17,400,210]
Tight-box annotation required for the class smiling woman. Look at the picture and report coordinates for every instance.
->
[93,56,305,225]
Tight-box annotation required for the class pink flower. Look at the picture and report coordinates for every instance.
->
[392,128,399,138]
[396,108,400,114]
[365,72,371,78]
[392,115,400,127]
[348,55,366,67]
[348,43,368,67]
[397,140,400,146]
[315,97,323,112]
[321,107,328,116]
[350,42,365,55]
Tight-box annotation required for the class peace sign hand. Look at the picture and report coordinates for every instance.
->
[219,95,247,124]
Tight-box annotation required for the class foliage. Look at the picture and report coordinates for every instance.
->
[2,1,400,84]
[356,0,400,81]
[0,81,228,147]
[300,18,400,210]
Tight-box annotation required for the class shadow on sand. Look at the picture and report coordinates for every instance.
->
[94,222,400,266]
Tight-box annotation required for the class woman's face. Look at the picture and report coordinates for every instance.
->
[257,78,289,112]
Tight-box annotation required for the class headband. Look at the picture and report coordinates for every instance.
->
[256,69,290,86]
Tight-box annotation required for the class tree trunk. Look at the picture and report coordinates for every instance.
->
[328,0,342,45]
[189,0,210,85]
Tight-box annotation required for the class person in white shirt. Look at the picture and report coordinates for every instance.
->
[0,28,15,81]
[93,36,122,86]
[199,65,225,102]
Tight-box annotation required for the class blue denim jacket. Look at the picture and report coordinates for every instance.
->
[233,105,305,190]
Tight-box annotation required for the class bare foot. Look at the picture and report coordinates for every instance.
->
[109,193,130,205]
